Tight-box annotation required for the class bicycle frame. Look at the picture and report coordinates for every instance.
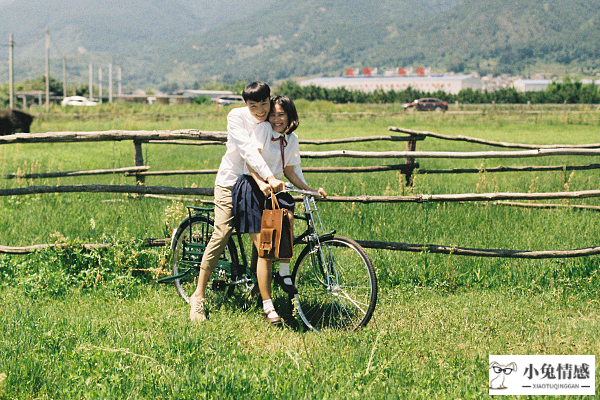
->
[291,190,341,290]
[159,191,333,289]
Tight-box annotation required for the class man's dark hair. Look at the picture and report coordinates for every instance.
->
[271,95,299,134]
[242,81,270,102]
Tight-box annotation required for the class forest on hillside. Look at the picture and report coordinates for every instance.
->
[1,0,599,89]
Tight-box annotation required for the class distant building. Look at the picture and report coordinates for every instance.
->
[579,79,600,86]
[512,79,552,92]
[15,90,47,107]
[180,90,235,101]
[114,89,236,105]
[299,75,482,95]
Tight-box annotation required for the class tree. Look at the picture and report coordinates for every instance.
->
[16,76,63,94]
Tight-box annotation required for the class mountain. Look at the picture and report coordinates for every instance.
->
[1,0,599,92]
[169,0,461,82]
[425,0,600,75]
[178,0,599,82]
[0,0,277,89]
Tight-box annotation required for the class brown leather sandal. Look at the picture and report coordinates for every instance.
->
[262,309,282,325]
[274,272,298,295]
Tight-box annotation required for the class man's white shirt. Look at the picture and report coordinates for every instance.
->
[214,107,274,187]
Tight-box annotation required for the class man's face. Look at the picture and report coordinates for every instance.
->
[246,99,270,122]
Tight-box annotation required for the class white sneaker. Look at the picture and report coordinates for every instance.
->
[190,295,206,322]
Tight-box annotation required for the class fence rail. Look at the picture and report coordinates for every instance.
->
[127,164,419,177]
[0,184,213,197]
[2,185,599,204]
[0,129,228,144]
[389,127,600,149]
[0,130,420,145]
[300,148,600,159]
[3,236,599,260]
[356,241,600,259]
[418,163,600,175]
[4,166,149,180]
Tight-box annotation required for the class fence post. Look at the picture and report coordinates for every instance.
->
[133,140,145,184]
[404,135,417,186]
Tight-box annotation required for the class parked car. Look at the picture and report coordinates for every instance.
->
[216,95,244,106]
[61,96,98,106]
[403,98,448,111]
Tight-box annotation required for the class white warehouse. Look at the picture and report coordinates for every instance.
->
[511,79,552,92]
[299,75,482,95]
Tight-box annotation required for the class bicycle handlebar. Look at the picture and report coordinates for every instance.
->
[275,183,322,198]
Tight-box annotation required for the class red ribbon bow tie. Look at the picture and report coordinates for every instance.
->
[271,135,287,168]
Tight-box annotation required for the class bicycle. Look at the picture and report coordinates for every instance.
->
[158,185,378,332]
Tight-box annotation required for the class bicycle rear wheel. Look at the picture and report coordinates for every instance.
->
[171,215,239,311]
[292,236,377,331]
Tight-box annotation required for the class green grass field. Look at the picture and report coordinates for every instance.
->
[0,102,599,399]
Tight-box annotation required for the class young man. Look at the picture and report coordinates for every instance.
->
[189,82,285,322]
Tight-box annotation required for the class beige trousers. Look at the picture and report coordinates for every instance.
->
[199,185,235,272]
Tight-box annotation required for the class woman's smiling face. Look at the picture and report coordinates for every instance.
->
[269,103,288,134]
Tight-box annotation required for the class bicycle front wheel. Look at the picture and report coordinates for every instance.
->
[292,236,377,331]
[171,215,238,310]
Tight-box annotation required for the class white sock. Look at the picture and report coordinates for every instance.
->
[279,262,293,285]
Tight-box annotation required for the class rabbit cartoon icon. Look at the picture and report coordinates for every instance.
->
[489,361,517,390]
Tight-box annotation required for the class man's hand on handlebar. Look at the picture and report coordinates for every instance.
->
[257,180,272,196]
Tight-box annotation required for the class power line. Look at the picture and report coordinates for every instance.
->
[8,33,46,48]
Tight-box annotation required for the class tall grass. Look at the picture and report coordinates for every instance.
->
[1,102,599,398]
[1,285,598,399]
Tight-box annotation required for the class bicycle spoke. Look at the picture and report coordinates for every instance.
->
[332,290,368,314]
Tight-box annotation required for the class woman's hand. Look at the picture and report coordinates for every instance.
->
[258,180,272,197]
[317,187,327,198]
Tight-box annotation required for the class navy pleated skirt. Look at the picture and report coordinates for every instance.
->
[232,175,295,234]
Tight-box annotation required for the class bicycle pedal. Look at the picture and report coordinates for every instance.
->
[211,280,227,291]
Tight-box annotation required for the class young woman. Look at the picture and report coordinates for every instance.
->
[233,95,326,325]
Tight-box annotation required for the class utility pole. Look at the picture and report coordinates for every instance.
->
[98,67,102,104]
[108,63,113,103]
[117,65,122,97]
[45,27,50,110]
[9,34,14,109]
[89,63,93,99]
[62,56,67,100]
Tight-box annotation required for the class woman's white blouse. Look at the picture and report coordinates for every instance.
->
[248,122,302,179]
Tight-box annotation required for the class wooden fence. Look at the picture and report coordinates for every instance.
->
[3,128,600,185]
[1,128,599,259]
[0,129,423,185]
